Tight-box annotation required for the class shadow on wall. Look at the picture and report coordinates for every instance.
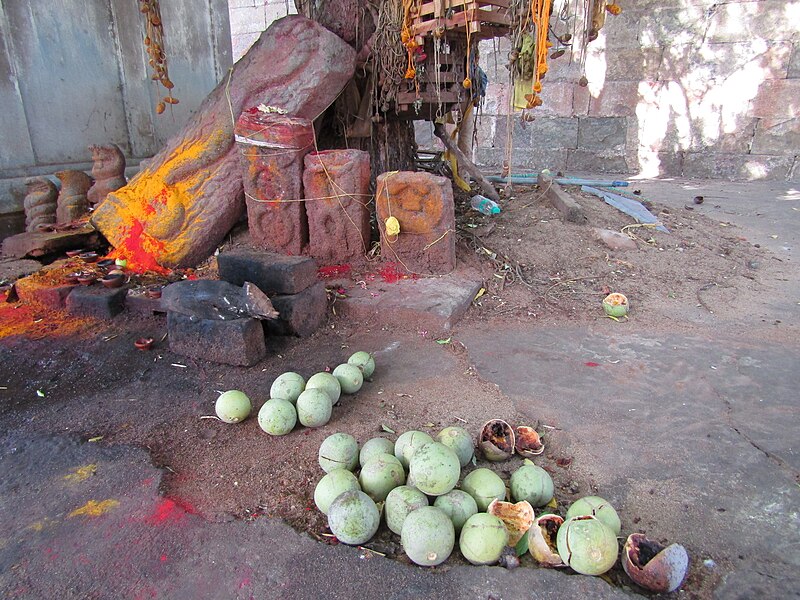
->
[470,0,799,181]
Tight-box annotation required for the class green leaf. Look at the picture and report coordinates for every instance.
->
[515,532,530,556]
[381,424,396,434]
[436,337,451,345]
[36,389,45,397]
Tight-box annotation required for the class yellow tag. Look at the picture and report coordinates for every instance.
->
[385,216,400,238]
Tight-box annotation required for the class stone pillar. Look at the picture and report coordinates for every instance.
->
[375,171,456,275]
[235,110,314,255]
[55,170,92,224]
[303,150,371,266]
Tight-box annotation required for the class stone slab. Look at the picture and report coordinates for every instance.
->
[125,289,166,315]
[751,118,800,156]
[167,311,267,367]
[538,174,587,224]
[335,275,482,332]
[1,225,100,259]
[577,117,627,151]
[0,258,41,282]
[65,284,128,318]
[16,282,76,310]
[266,281,327,337]
[217,249,318,294]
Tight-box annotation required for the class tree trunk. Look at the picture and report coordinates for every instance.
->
[296,0,417,181]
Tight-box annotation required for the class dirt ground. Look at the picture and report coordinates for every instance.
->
[0,181,782,598]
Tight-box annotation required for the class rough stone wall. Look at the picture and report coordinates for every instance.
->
[229,0,297,60]
[233,0,799,181]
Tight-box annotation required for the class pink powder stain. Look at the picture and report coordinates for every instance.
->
[160,554,168,562]
[584,362,600,367]
[144,498,197,526]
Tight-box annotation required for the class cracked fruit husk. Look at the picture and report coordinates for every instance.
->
[394,430,434,469]
[479,419,515,461]
[433,489,478,532]
[347,351,375,378]
[565,496,621,535]
[332,363,364,394]
[318,432,359,472]
[515,426,544,457]
[306,372,341,405]
[270,372,305,404]
[436,426,474,467]
[257,398,297,435]
[296,388,332,428]
[603,292,629,317]
[528,514,565,567]
[622,533,689,593]
[314,469,361,514]
[487,499,535,546]
[386,485,429,535]
[401,506,455,567]
[214,390,251,423]
[459,513,509,565]
[359,437,395,467]
[328,490,380,545]
[556,515,619,575]
[462,468,506,512]
[409,442,461,496]
[510,459,554,507]
[359,453,405,502]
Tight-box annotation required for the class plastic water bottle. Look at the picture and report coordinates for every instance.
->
[470,194,501,215]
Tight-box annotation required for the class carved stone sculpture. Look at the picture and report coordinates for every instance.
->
[303,149,371,265]
[55,170,92,224]
[235,112,314,255]
[375,171,456,275]
[91,16,356,271]
[86,144,127,207]
[23,178,58,232]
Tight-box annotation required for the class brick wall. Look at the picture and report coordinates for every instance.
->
[232,0,799,181]
[228,0,295,60]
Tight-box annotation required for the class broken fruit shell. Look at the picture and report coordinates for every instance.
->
[622,533,689,593]
[358,453,405,502]
[515,426,544,457]
[257,398,297,436]
[394,430,434,469]
[347,351,375,378]
[296,388,332,428]
[433,489,478,532]
[436,426,474,467]
[409,442,461,496]
[270,372,305,404]
[557,515,618,576]
[565,496,621,535]
[478,419,515,461]
[318,432,359,473]
[602,292,629,317]
[214,390,251,424]
[401,506,455,567]
[359,437,395,467]
[510,459,554,507]
[332,363,364,394]
[461,468,506,512]
[528,514,566,567]
[487,499,535,546]
[328,490,380,545]
[459,513,509,565]
[386,485,429,535]
[306,372,341,405]
[314,469,361,515]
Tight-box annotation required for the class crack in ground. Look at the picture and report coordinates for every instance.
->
[713,386,800,484]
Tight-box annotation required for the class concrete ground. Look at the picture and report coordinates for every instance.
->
[0,176,798,599]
